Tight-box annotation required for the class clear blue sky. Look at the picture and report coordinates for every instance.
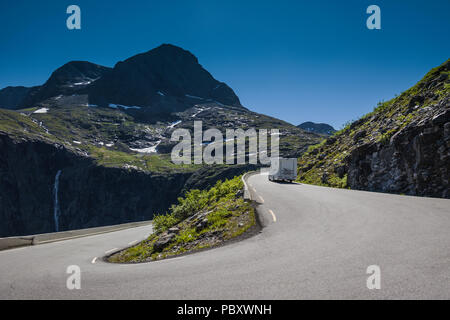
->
[0,0,449,128]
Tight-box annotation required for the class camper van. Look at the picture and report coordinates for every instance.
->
[268,158,297,182]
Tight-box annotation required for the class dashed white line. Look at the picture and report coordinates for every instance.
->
[268,209,277,222]
[105,248,118,254]
[91,257,97,264]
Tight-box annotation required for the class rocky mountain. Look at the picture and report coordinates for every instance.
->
[21,61,112,107]
[88,44,242,113]
[4,44,242,117]
[0,86,35,109]
[298,59,450,198]
[297,121,336,135]
[0,44,321,237]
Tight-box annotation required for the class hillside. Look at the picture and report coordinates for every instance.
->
[297,59,450,198]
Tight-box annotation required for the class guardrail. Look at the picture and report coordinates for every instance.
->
[0,220,153,251]
[242,171,257,201]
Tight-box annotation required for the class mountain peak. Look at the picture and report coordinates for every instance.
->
[89,44,241,111]
[298,121,336,135]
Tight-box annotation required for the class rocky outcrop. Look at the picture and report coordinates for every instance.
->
[348,106,449,197]
[298,59,450,198]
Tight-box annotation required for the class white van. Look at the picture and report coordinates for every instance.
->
[268,158,297,182]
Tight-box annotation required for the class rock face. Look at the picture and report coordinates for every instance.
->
[297,122,336,135]
[347,104,449,197]
[298,59,450,198]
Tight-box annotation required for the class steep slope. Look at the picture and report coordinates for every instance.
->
[88,44,242,113]
[297,59,450,198]
[298,121,336,135]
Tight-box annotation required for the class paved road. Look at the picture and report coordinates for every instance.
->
[1,172,449,299]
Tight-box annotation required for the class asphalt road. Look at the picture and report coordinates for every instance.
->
[1,171,449,299]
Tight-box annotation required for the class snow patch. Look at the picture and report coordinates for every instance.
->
[130,141,161,154]
[167,120,182,129]
[34,108,49,114]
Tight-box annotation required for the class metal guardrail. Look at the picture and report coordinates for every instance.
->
[0,220,153,251]
[242,171,256,201]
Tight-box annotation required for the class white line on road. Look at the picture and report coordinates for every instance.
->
[105,248,118,254]
[91,257,97,264]
[268,209,277,222]
[258,195,264,203]
[128,240,139,246]
[155,256,185,263]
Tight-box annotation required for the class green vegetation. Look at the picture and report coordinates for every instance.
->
[0,109,54,141]
[109,175,256,263]
[87,146,197,173]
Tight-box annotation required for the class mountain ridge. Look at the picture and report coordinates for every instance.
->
[0,44,242,116]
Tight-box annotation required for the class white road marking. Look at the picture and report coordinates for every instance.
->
[91,257,97,264]
[128,240,139,246]
[258,195,264,203]
[155,256,185,263]
[268,209,277,222]
[105,248,118,254]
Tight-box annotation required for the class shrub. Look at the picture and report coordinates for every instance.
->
[153,212,178,233]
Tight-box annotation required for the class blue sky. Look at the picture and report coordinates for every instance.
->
[0,0,449,128]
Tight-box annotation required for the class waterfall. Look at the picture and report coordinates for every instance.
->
[53,170,62,232]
